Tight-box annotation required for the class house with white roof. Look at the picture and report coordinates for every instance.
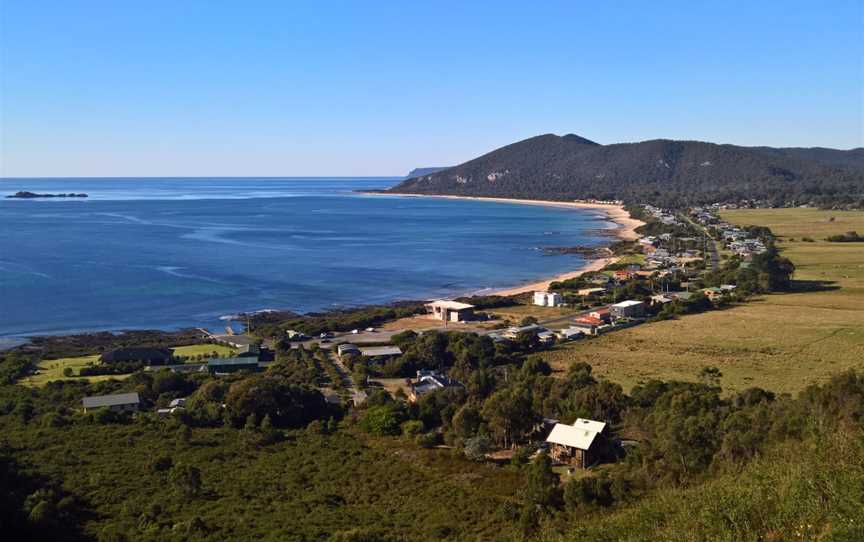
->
[545,418,607,468]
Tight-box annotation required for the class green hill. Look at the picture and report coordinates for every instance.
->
[388,134,864,207]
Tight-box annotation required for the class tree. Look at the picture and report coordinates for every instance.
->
[360,405,404,436]
[482,386,537,448]
[523,451,561,510]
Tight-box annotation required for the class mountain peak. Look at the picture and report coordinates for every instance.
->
[562,134,600,145]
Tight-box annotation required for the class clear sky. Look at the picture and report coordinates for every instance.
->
[1,0,862,177]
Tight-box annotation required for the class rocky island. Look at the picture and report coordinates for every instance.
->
[6,191,89,199]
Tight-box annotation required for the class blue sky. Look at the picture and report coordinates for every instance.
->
[1,0,862,177]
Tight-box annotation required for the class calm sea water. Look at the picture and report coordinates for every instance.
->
[0,178,614,339]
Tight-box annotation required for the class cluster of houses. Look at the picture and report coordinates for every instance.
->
[690,206,767,257]
[642,204,684,227]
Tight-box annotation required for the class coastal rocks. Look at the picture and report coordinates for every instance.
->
[540,246,613,259]
[6,191,88,199]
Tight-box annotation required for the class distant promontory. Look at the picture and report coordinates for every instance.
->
[6,191,89,199]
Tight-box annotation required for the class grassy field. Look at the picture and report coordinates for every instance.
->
[20,343,236,387]
[541,208,864,395]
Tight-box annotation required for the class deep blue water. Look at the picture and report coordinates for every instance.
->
[0,178,614,339]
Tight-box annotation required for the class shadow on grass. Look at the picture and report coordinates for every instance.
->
[789,279,840,293]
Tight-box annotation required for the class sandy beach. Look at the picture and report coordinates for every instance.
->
[366,192,645,296]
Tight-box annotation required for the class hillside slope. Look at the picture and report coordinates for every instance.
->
[388,134,864,207]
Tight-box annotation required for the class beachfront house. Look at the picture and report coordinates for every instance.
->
[82,392,141,413]
[546,418,607,468]
[425,300,475,323]
[533,291,563,307]
[611,300,646,319]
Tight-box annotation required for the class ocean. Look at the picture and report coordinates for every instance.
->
[0,178,615,340]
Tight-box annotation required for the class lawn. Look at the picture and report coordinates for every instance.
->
[20,343,236,387]
[540,208,864,395]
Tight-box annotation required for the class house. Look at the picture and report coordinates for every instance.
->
[555,327,585,341]
[408,370,462,402]
[537,331,557,344]
[650,294,674,306]
[577,287,607,298]
[425,300,475,322]
[337,343,361,358]
[533,291,563,307]
[613,270,635,282]
[589,308,611,322]
[571,316,605,336]
[207,357,262,375]
[100,347,172,365]
[358,345,402,358]
[82,392,140,413]
[545,418,607,468]
[611,300,645,319]
[501,324,545,340]
[702,287,725,302]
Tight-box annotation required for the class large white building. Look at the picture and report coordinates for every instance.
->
[533,291,563,307]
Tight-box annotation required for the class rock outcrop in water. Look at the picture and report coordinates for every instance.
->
[6,191,89,199]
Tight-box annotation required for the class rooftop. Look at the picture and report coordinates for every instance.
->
[425,300,474,310]
[546,418,606,450]
[359,346,402,357]
[82,392,140,409]
[613,300,644,308]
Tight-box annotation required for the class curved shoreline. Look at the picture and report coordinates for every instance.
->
[364,192,645,296]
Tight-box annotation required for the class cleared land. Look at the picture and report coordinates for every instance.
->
[541,208,864,395]
[20,343,236,387]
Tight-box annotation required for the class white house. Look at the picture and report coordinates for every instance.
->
[533,291,563,307]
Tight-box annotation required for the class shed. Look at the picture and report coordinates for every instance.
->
[82,392,141,413]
